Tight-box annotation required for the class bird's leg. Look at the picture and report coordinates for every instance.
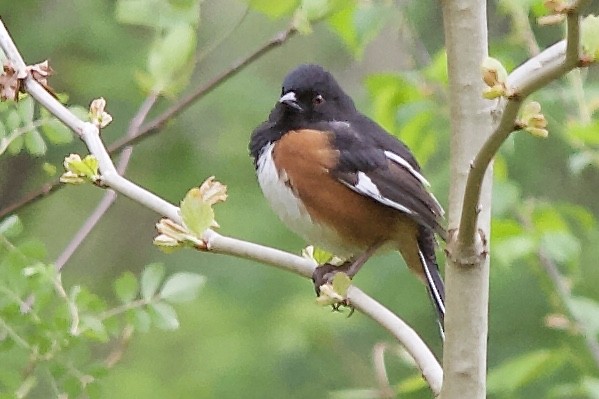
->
[312,242,383,295]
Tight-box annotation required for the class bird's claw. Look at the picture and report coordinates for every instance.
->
[312,262,355,316]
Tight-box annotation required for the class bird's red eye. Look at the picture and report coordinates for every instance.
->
[313,94,324,106]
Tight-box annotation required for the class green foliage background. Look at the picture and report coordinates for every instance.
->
[1,0,599,398]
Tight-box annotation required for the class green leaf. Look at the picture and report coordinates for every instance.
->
[493,235,536,266]
[114,272,139,303]
[140,263,165,300]
[568,296,599,336]
[116,0,200,29]
[487,349,565,394]
[397,373,428,394]
[116,0,160,27]
[0,121,6,139]
[366,73,422,133]
[147,23,197,91]
[18,240,47,261]
[313,247,334,264]
[327,4,358,55]
[6,134,23,155]
[492,181,521,216]
[150,302,179,330]
[569,151,593,174]
[16,96,34,123]
[0,215,23,238]
[42,162,57,176]
[566,119,599,146]
[583,377,599,399]
[68,105,90,121]
[532,206,568,232]
[540,231,580,264]
[248,0,299,18]
[300,0,344,21]
[24,130,47,156]
[159,272,205,303]
[331,272,351,297]
[581,14,599,60]
[6,109,21,132]
[327,2,390,58]
[132,309,151,333]
[81,315,109,342]
[42,119,73,144]
[180,187,213,236]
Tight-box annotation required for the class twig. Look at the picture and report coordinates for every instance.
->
[0,315,31,349]
[0,18,443,395]
[538,248,599,370]
[104,324,134,368]
[54,92,159,271]
[372,343,394,399]
[456,1,589,248]
[0,117,53,156]
[0,24,297,220]
[53,274,80,335]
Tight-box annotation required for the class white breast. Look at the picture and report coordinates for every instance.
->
[256,143,356,257]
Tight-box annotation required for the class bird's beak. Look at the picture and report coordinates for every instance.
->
[279,91,302,111]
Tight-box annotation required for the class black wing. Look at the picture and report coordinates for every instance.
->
[324,118,446,239]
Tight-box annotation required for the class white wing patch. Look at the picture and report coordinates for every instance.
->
[344,172,413,215]
[384,150,444,215]
[383,150,430,187]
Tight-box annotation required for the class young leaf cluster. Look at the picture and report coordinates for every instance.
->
[0,216,204,398]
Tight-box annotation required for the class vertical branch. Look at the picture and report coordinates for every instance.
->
[441,1,492,398]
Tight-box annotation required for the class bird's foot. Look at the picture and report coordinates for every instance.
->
[312,262,354,315]
[312,261,352,294]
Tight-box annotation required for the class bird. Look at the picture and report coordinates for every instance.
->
[249,64,446,329]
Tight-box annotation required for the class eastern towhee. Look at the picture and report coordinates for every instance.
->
[250,64,446,329]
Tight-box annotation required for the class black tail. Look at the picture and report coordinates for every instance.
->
[417,229,445,337]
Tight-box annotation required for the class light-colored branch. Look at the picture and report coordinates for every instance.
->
[372,343,394,399]
[54,92,159,271]
[0,18,443,395]
[442,2,590,398]
[441,0,492,398]
[0,117,52,156]
[457,1,588,248]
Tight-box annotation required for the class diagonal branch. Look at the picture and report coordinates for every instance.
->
[456,1,590,249]
[0,18,443,395]
[54,92,159,271]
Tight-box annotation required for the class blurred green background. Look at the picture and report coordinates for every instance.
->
[1,0,599,398]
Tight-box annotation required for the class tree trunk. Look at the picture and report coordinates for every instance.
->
[441,0,493,397]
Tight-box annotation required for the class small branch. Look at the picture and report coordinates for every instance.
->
[53,190,117,271]
[54,92,159,271]
[0,117,52,156]
[104,324,134,369]
[0,315,31,349]
[457,0,589,248]
[53,274,80,335]
[372,343,394,399]
[538,249,599,370]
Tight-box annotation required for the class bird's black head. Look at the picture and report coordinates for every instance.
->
[275,64,357,125]
[249,65,358,164]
